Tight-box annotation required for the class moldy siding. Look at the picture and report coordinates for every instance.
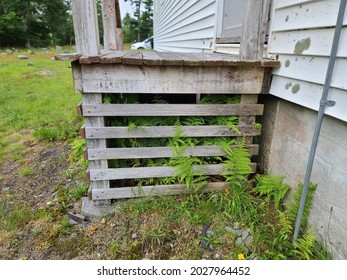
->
[153,0,216,52]
[268,0,347,122]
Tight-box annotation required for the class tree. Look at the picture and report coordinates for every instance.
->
[0,0,73,48]
[124,0,152,42]
[122,12,137,43]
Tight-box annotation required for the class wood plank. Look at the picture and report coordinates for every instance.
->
[82,93,110,205]
[142,51,164,65]
[81,64,265,94]
[272,0,347,32]
[240,0,271,60]
[272,55,347,91]
[155,52,185,66]
[238,95,259,145]
[87,145,260,160]
[102,0,118,51]
[121,51,143,65]
[79,55,101,64]
[85,125,261,139]
[269,27,347,58]
[76,102,83,117]
[54,53,81,61]
[270,75,347,122]
[82,104,264,117]
[71,61,83,93]
[99,51,127,63]
[71,0,100,56]
[92,182,231,200]
[89,163,257,181]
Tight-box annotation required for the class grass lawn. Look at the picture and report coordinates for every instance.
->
[0,50,330,260]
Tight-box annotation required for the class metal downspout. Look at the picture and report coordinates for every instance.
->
[293,0,347,241]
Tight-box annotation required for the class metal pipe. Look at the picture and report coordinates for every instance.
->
[293,0,347,241]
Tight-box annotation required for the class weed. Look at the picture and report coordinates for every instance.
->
[19,167,35,176]
[72,184,89,199]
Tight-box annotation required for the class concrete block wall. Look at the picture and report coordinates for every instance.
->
[258,96,347,259]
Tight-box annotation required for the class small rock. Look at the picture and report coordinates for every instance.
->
[40,148,57,160]
[236,237,243,246]
[244,235,253,246]
[131,233,138,239]
[214,253,221,260]
[69,219,79,226]
[202,253,211,260]
[51,191,58,197]
[206,230,214,237]
[46,201,52,206]
[18,55,28,59]
[241,230,250,239]
[28,62,33,66]
[67,212,86,223]
[28,50,35,54]
[64,49,70,53]
[225,227,242,237]
[56,46,62,52]
[2,187,10,192]
[45,50,51,54]
[0,49,2,54]
[6,49,13,55]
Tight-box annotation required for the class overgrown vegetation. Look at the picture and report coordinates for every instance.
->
[0,52,330,260]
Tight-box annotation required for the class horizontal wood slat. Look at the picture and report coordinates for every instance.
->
[92,182,231,200]
[89,163,257,181]
[84,125,261,139]
[87,144,259,160]
[82,104,264,117]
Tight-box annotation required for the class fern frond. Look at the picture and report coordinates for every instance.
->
[253,175,290,210]
[293,229,316,260]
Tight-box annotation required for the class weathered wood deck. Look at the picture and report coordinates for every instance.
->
[58,51,278,202]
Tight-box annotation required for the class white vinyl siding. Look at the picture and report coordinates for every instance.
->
[268,0,347,122]
[154,0,216,52]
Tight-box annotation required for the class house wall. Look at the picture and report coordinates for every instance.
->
[153,0,216,52]
[259,96,347,259]
[264,0,347,259]
[268,0,347,122]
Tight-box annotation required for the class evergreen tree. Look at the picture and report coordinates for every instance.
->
[0,0,72,48]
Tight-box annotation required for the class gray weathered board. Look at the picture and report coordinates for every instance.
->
[86,145,259,160]
[92,182,231,200]
[82,125,261,139]
[82,104,264,116]
[89,163,257,181]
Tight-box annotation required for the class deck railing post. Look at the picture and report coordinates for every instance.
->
[102,0,124,51]
[240,0,270,60]
[71,0,100,56]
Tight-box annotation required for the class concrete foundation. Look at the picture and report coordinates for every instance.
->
[259,96,347,259]
[81,197,119,218]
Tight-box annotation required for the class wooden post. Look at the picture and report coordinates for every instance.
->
[71,0,100,56]
[83,93,110,206]
[239,0,271,145]
[239,0,270,60]
[102,0,123,51]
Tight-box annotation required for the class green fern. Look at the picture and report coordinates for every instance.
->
[285,182,317,230]
[293,229,316,260]
[220,141,252,187]
[253,175,290,210]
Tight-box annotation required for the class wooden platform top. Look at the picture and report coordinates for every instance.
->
[55,51,280,68]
